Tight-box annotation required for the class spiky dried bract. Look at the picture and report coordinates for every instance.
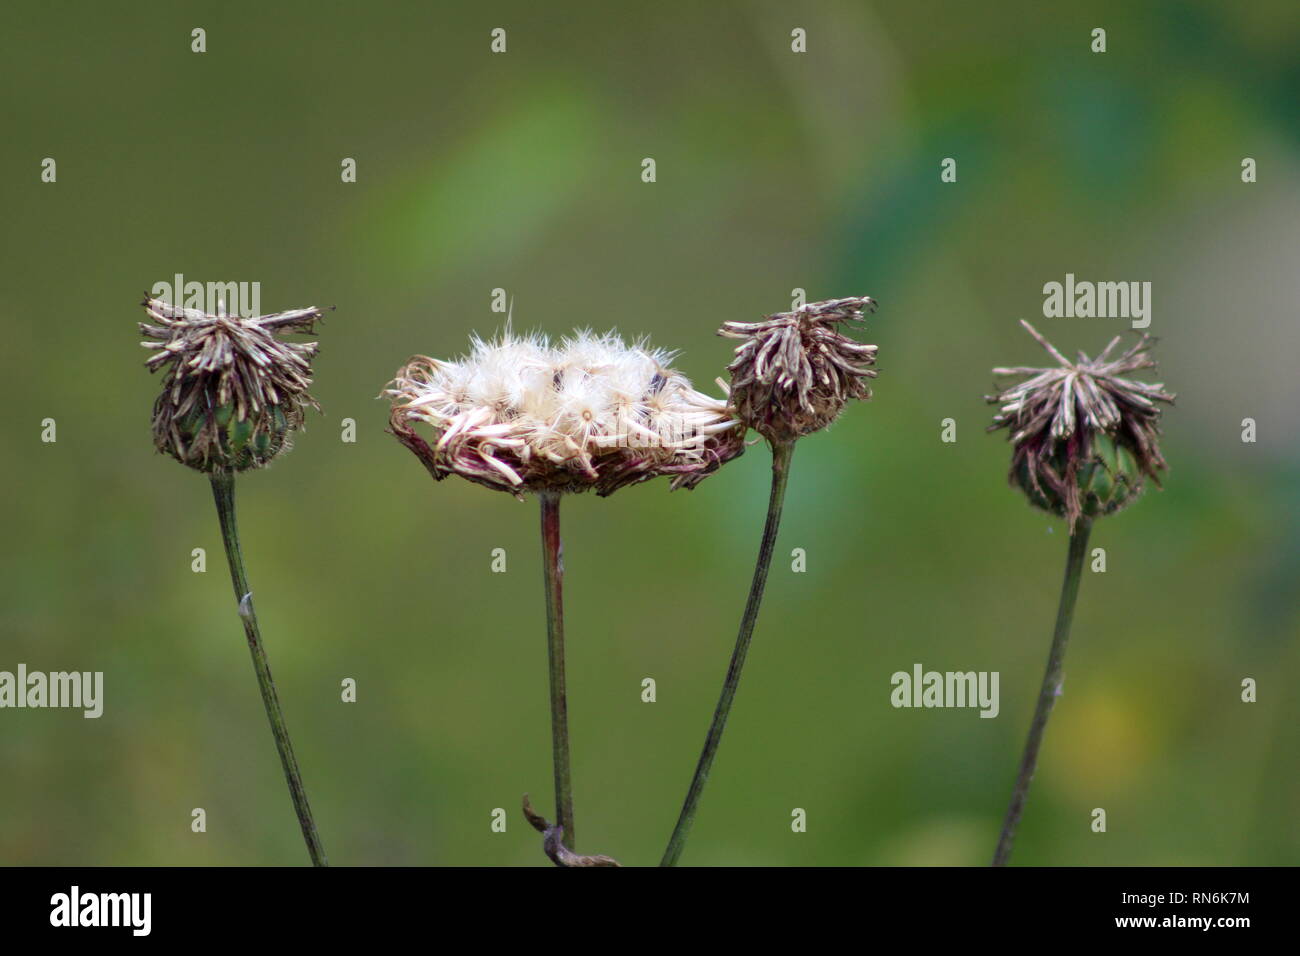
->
[140,296,323,472]
[720,296,879,443]
[386,329,745,497]
[986,319,1175,531]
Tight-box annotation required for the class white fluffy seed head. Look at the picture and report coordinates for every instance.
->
[387,328,746,496]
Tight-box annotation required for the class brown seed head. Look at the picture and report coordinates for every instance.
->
[986,319,1175,531]
[139,296,323,472]
[719,296,879,443]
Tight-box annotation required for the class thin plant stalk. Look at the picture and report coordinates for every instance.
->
[539,491,575,849]
[661,440,795,867]
[209,472,328,867]
[992,517,1092,866]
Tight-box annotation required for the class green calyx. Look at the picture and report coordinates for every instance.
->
[168,399,294,473]
[1016,434,1144,521]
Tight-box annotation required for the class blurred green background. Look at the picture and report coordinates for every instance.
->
[2,0,1298,866]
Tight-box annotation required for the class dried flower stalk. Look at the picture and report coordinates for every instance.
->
[388,324,746,865]
[138,294,328,866]
[986,320,1174,867]
[662,296,878,866]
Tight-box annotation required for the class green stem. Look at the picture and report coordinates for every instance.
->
[660,440,795,866]
[992,517,1092,866]
[209,472,328,867]
[539,491,575,849]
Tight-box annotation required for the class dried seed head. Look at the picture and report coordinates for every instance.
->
[139,296,323,473]
[386,328,746,498]
[986,319,1175,532]
[720,296,879,443]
